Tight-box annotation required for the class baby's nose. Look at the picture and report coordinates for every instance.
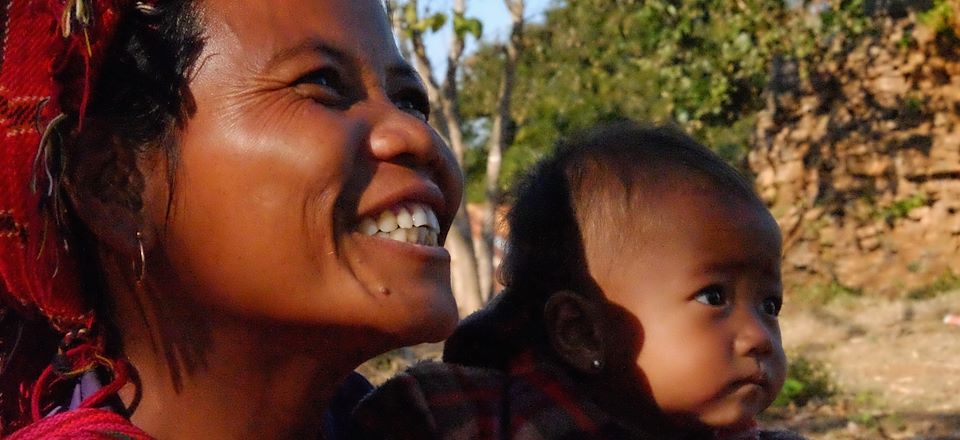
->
[734,312,777,357]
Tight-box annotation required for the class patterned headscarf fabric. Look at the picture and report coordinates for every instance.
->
[1,0,127,331]
[1,0,138,434]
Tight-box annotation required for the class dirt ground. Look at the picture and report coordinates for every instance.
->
[359,289,960,439]
[765,288,960,439]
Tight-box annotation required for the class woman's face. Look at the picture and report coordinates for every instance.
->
[145,0,463,346]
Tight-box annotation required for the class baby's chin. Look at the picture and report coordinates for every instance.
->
[694,401,768,435]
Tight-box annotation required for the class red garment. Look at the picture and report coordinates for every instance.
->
[7,408,152,440]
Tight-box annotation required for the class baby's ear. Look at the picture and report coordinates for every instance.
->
[543,291,605,375]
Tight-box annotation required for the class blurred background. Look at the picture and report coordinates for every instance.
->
[360,1,960,438]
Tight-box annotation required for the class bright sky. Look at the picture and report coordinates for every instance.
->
[422,0,553,73]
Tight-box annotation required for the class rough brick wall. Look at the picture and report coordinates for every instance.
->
[750,11,960,296]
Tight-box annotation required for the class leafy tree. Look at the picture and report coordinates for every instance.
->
[388,0,884,311]
[459,0,878,198]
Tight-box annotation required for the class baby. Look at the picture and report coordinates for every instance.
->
[351,122,802,439]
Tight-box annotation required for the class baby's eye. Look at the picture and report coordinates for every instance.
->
[760,296,783,317]
[694,286,728,307]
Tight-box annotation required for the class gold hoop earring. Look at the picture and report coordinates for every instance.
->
[134,231,146,285]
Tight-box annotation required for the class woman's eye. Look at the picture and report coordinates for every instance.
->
[694,286,727,307]
[396,99,429,121]
[293,69,344,101]
[302,70,333,87]
[761,296,783,317]
[393,90,430,122]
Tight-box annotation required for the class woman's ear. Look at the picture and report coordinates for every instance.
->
[62,130,146,261]
[543,290,606,375]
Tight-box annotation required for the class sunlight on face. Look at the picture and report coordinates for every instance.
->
[147,0,463,350]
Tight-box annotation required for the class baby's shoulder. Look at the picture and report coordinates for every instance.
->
[350,362,509,439]
[396,361,507,390]
[370,361,509,412]
[758,428,807,440]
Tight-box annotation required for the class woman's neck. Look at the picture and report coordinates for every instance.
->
[102,262,376,440]
[119,313,363,439]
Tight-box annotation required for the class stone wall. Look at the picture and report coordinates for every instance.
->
[750,10,960,296]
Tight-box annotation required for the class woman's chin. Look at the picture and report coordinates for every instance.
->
[388,287,459,346]
[336,232,461,343]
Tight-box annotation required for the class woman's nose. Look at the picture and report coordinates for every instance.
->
[368,104,442,171]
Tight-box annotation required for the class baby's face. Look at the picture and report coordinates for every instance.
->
[590,186,786,431]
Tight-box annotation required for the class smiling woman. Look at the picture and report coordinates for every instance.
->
[0,0,463,438]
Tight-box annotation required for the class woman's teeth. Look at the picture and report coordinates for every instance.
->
[359,203,440,246]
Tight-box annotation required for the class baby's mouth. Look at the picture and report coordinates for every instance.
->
[358,202,441,247]
[727,371,770,393]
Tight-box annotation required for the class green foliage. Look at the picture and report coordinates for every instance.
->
[401,2,447,34]
[897,32,916,50]
[395,2,482,39]
[819,0,872,38]
[773,354,837,407]
[793,281,862,305]
[875,193,928,223]
[920,0,955,35]
[906,271,960,300]
[850,411,881,429]
[457,0,877,193]
[453,12,483,39]
[463,140,492,203]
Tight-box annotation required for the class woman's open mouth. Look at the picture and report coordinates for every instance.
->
[358,202,441,247]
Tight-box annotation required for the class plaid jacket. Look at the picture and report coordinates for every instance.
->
[350,354,804,440]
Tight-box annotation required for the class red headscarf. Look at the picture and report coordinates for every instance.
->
[1,0,127,329]
[1,0,142,435]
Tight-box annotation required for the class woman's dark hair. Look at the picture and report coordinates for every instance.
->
[0,3,205,433]
[88,0,205,146]
[443,121,761,370]
[67,0,206,344]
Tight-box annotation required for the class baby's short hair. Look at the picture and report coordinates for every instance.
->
[556,121,762,274]
[444,120,761,369]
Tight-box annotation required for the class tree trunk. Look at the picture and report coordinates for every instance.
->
[478,0,525,301]
[446,210,483,316]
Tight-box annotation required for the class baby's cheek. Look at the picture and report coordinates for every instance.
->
[761,347,789,410]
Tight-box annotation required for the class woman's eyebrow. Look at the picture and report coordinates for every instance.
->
[264,38,352,71]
